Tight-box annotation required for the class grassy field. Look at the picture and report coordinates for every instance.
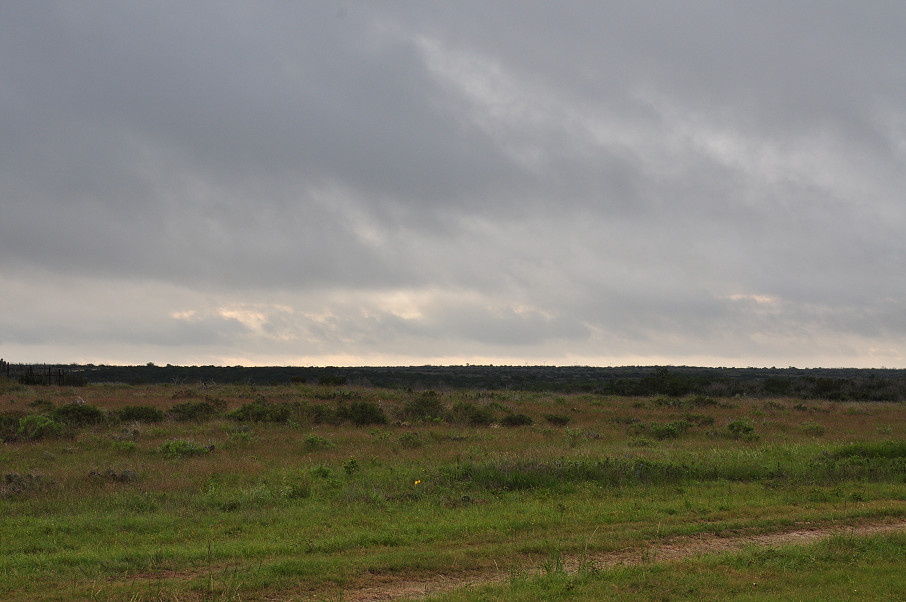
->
[2,379,906,600]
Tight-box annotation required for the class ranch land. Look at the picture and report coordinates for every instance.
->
[2,378,906,600]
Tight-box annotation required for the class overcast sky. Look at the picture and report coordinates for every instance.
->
[2,2,905,368]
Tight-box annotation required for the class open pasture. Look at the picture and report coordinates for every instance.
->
[2,380,906,600]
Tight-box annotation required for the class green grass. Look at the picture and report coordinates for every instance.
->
[442,532,906,601]
[0,383,905,600]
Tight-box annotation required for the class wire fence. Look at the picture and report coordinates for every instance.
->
[0,360,85,386]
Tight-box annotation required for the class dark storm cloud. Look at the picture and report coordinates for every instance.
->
[2,1,905,366]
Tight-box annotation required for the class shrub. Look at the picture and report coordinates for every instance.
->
[280,471,311,499]
[167,401,221,422]
[111,440,137,453]
[543,413,571,426]
[683,412,715,426]
[305,403,336,424]
[227,399,293,423]
[17,371,46,386]
[157,439,211,459]
[311,465,331,479]
[727,418,756,439]
[801,421,826,436]
[52,403,105,426]
[89,468,138,482]
[398,394,446,422]
[0,412,23,441]
[18,415,62,440]
[336,401,387,426]
[398,431,423,449]
[119,405,165,423]
[687,395,719,407]
[343,457,359,475]
[500,413,533,427]
[449,401,493,426]
[565,427,584,448]
[2,473,53,497]
[302,433,334,451]
[650,420,693,440]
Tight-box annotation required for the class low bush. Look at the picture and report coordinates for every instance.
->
[52,403,106,426]
[306,403,336,424]
[543,413,571,426]
[18,415,62,440]
[111,440,137,453]
[167,401,221,422]
[682,412,715,426]
[302,433,334,451]
[280,471,311,499]
[227,399,294,423]
[336,401,387,426]
[398,431,423,449]
[398,393,446,422]
[727,418,757,440]
[89,469,138,482]
[157,439,211,459]
[2,473,53,497]
[0,412,23,440]
[500,413,533,427]
[119,405,165,423]
[801,421,826,436]
[311,464,331,479]
[650,420,693,440]
[449,401,494,426]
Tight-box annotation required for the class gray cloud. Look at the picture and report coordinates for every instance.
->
[2,2,905,367]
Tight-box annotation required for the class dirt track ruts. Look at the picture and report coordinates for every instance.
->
[344,518,906,601]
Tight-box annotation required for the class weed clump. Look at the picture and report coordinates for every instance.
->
[157,439,212,459]
[302,433,334,451]
[111,440,137,453]
[801,421,826,436]
[398,431,423,448]
[727,418,758,440]
[18,415,62,440]
[649,420,693,440]
[280,471,311,499]
[311,465,331,479]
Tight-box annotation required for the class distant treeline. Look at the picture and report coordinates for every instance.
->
[4,362,906,401]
